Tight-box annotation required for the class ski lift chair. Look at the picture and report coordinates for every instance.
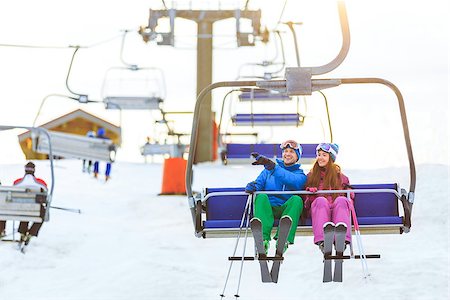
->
[101,66,166,110]
[32,130,116,162]
[200,184,407,238]
[141,143,187,158]
[0,187,47,223]
[188,76,414,238]
[222,143,318,165]
[186,0,414,240]
[238,88,291,101]
[217,89,320,165]
[186,74,415,239]
[0,126,55,239]
[231,113,305,127]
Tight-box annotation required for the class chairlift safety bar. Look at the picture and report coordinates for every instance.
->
[201,188,402,204]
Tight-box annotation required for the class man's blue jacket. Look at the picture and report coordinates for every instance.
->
[252,159,307,206]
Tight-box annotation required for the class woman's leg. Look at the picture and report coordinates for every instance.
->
[331,196,352,242]
[311,197,331,244]
[253,194,274,242]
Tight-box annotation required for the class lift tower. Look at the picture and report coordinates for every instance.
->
[140,8,261,163]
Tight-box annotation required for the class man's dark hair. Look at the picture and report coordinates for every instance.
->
[25,162,35,175]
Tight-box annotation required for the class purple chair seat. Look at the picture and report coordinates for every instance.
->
[204,184,403,230]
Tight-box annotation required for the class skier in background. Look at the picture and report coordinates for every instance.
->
[13,162,48,247]
[82,130,96,173]
[93,128,112,182]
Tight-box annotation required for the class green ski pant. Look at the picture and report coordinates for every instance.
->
[253,194,303,244]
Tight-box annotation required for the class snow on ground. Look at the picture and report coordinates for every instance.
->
[0,160,448,300]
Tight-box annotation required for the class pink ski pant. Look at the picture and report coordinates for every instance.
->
[311,196,352,244]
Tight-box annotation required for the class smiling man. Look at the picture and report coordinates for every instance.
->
[245,140,307,253]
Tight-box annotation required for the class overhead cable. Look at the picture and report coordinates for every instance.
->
[0,32,123,50]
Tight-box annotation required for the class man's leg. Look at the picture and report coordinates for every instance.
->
[253,194,274,242]
[18,222,29,241]
[279,195,303,244]
[105,163,112,181]
[93,161,99,178]
[28,223,43,237]
[0,221,6,236]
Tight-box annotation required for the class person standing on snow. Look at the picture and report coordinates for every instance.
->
[0,180,5,238]
[245,140,307,254]
[13,162,48,246]
[93,128,112,182]
[303,143,354,253]
[82,130,96,173]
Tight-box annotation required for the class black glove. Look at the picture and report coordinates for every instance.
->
[245,181,257,194]
[251,152,275,170]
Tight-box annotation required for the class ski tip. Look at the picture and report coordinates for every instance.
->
[280,215,292,221]
[250,217,262,223]
[280,215,293,226]
[335,222,347,229]
[323,221,335,228]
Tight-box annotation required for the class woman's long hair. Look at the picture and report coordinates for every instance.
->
[306,158,342,195]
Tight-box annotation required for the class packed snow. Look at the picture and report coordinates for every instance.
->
[0,159,448,300]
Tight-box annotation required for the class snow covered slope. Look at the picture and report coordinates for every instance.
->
[0,160,448,300]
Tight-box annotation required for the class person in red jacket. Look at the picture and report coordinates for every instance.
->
[13,162,48,245]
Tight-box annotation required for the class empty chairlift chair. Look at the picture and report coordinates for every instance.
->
[101,66,166,110]
[223,143,318,165]
[231,113,304,127]
[238,88,291,101]
[32,130,116,162]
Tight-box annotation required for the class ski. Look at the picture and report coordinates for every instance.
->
[250,218,272,283]
[17,240,24,251]
[323,222,335,283]
[270,215,292,283]
[20,243,28,254]
[325,254,380,260]
[333,222,347,282]
[15,234,31,254]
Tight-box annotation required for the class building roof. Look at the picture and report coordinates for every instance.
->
[18,109,121,140]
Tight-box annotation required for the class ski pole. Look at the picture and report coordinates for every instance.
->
[234,202,251,299]
[219,193,252,299]
[348,205,355,257]
[50,205,81,214]
[346,196,370,278]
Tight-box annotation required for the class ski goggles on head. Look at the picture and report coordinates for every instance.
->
[316,143,338,157]
[280,140,299,150]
